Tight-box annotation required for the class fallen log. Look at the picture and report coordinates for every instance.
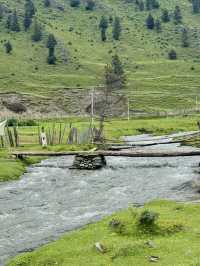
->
[12,149,200,158]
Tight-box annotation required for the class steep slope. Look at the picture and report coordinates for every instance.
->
[0,0,200,115]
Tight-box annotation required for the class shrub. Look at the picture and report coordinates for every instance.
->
[19,119,38,127]
[138,210,159,231]
[7,118,37,127]
[109,218,125,234]
[7,118,17,126]
[168,49,177,60]
[85,0,95,11]
[70,0,80,7]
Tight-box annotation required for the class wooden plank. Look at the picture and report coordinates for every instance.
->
[11,150,200,158]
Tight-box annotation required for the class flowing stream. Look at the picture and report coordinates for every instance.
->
[1,134,200,265]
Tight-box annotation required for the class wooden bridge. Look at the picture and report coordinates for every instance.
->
[12,149,200,158]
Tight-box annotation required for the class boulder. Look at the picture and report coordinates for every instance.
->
[71,154,106,170]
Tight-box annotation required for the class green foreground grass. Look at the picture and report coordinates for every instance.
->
[0,149,42,182]
[7,200,200,266]
[1,115,200,182]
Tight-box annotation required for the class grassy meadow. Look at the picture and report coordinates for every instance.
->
[7,200,200,266]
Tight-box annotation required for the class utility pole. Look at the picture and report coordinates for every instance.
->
[91,88,94,128]
[127,97,130,121]
[196,96,198,112]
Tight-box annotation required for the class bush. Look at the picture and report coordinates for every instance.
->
[18,119,38,127]
[7,118,38,127]
[138,210,159,231]
[168,49,177,60]
[7,118,17,126]
[47,54,56,64]
[85,0,95,10]
[109,218,125,234]
[70,0,80,7]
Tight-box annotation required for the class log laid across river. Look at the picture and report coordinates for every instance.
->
[12,149,200,158]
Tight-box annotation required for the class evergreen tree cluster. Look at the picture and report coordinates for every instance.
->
[105,54,126,90]
[144,0,200,35]
[99,16,122,42]
[133,0,159,11]
[0,0,198,65]
[146,5,183,31]
[70,0,96,11]
[192,0,200,13]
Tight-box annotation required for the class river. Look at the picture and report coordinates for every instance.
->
[1,134,200,265]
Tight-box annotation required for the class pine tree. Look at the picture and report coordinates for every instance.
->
[145,0,159,11]
[112,54,126,88]
[10,11,21,32]
[182,27,189,47]
[24,11,32,31]
[6,15,12,30]
[112,17,121,41]
[105,55,126,90]
[112,54,124,76]
[4,41,12,54]
[152,0,160,9]
[47,53,56,64]
[105,64,117,91]
[146,13,155,29]
[138,1,145,11]
[70,0,80,7]
[174,5,182,24]
[155,19,161,33]
[44,0,51,7]
[192,0,200,13]
[101,28,107,42]
[99,16,108,42]
[25,0,35,18]
[46,34,57,64]
[99,16,108,29]
[46,34,57,49]
[168,49,177,60]
[32,20,42,42]
[161,9,170,23]
[85,0,95,11]
[0,4,4,21]
[24,0,35,30]
[146,0,152,10]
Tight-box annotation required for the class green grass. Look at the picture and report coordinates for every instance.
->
[0,149,42,182]
[16,115,200,142]
[0,0,200,112]
[7,200,200,266]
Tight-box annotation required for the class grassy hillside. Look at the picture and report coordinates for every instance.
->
[0,0,200,114]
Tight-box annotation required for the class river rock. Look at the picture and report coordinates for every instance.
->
[71,154,106,170]
[70,154,106,170]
